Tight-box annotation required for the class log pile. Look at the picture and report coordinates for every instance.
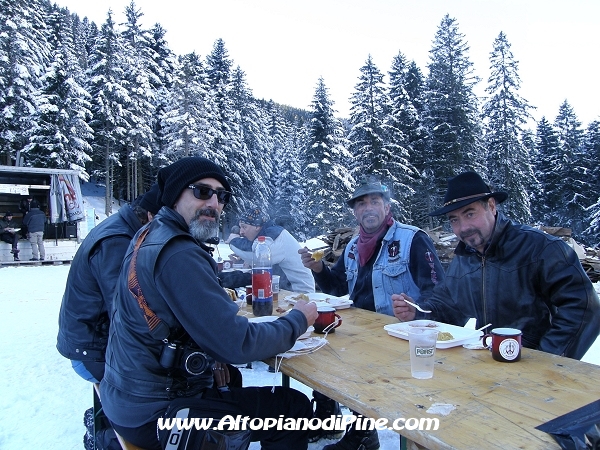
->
[318,225,600,283]
[318,227,358,266]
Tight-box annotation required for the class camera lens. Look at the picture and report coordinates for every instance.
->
[184,351,209,375]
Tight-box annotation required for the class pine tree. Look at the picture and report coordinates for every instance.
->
[582,120,600,244]
[552,101,588,235]
[86,9,132,215]
[423,14,485,222]
[205,39,238,168]
[482,32,535,223]
[147,22,176,172]
[387,51,423,224]
[534,117,562,226]
[160,52,214,162]
[303,77,353,236]
[267,101,307,238]
[24,6,93,174]
[229,65,272,216]
[0,0,50,165]
[119,1,158,199]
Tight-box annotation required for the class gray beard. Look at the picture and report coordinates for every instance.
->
[189,210,219,242]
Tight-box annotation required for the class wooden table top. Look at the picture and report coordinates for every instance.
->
[254,292,600,450]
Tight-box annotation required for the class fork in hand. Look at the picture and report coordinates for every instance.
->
[403,298,432,314]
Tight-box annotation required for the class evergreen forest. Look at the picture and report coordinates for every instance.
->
[2,0,600,245]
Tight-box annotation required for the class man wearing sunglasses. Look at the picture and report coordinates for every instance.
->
[100,157,317,450]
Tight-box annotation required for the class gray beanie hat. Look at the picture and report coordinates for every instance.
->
[158,157,231,208]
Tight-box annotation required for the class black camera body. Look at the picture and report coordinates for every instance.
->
[160,341,211,376]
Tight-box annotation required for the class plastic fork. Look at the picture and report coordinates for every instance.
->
[403,298,432,314]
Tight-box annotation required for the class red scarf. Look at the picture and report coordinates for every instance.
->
[357,212,394,266]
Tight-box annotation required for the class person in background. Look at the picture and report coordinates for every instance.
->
[18,195,33,238]
[394,171,600,360]
[229,208,315,293]
[225,224,240,243]
[57,184,163,450]
[57,183,163,384]
[0,212,20,261]
[23,200,46,261]
[100,157,317,450]
[299,178,445,450]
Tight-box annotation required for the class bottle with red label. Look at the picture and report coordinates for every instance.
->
[252,236,273,316]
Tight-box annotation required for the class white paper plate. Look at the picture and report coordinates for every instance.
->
[384,321,483,349]
[298,326,314,340]
[285,293,354,310]
[248,316,313,340]
[248,316,278,323]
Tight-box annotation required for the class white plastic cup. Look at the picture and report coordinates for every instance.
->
[272,275,280,302]
[408,328,439,379]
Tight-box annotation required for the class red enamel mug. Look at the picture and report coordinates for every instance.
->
[482,328,522,362]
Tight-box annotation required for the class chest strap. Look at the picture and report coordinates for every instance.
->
[127,226,170,341]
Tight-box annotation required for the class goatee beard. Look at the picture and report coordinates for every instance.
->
[189,209,219,242]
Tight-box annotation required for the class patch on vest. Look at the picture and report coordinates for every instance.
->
[425,250,439,284]
[388,241,400,261]
[348,243,356,260]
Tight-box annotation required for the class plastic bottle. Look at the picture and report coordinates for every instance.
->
[252,236,273,316]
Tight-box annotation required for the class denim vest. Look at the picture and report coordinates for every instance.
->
[344,221,421,316]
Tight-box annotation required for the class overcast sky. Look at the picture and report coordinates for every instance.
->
[56,0,599,127]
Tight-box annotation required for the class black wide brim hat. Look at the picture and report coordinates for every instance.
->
[429,171,508,216]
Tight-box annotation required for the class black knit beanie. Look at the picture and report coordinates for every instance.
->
[158,157,232,208]
[138,183,163,215]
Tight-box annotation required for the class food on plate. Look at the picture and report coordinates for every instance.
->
[288,293,310,302]
[223,288,237,301]
[408,321,439,328]
[437,331,454,341]
[312,249,326,262]
[275,306,289,314]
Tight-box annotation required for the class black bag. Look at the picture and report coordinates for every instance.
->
[158,397,251,450]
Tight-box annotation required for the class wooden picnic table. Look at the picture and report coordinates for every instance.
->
[251,290,600,450]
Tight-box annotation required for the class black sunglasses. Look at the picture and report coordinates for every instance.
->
[188,184,232,204]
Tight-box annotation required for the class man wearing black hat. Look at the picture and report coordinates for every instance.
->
[0,212,20,260]
[299,177,444,450]
[393,171,600,360]
[57,183,163,384]
[100,157,317,450]
[229,207,315,292]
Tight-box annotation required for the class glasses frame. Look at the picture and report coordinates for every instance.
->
[187,184,232,205]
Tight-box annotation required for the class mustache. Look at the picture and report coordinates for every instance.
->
[194,208,219,220]
[460,229,480,240]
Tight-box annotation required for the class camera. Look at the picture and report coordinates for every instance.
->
[181,348,210,375]
[160,341,210,376]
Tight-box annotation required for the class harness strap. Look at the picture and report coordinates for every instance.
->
[128,226,170,341]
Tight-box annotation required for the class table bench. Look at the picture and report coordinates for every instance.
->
[92,383,148,450]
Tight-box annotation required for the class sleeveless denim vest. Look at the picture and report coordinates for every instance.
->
[344,221,421,316]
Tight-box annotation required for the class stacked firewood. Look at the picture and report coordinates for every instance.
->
[317,227,358,266]
[318,225,600,282]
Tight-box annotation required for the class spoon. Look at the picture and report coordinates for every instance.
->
[402,298,432,314]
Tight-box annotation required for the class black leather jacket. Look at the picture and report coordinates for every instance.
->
[421,213,600,359]
[56,206,143,361]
